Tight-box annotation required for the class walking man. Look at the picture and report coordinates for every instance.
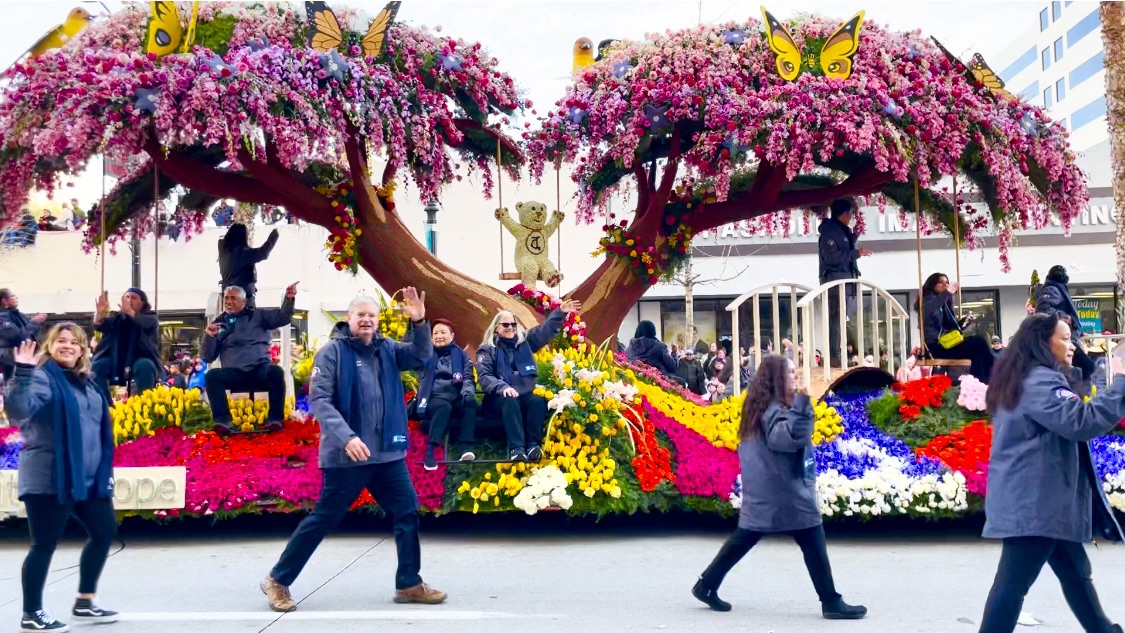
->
[261,288,446,611]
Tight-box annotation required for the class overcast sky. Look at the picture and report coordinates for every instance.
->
[0,0,1038,209]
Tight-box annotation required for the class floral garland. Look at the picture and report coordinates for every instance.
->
[594,215,692,286]
[318,184,362,274]
[506,284,586,347]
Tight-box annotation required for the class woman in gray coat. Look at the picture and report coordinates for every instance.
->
[978,314,1125,633]
[691,355,866,620]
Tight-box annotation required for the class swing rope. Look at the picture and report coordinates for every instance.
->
[99,157,107,299]
[497,136,504,276]
[952,174,962,317]
[153,167,160,315]
[555,162,562,276]
[914,176,925,355]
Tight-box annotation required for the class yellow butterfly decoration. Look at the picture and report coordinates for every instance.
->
[146,1,199,57]
[930,37,1015,102]
[305,1,401,59]
[760,7,865,81]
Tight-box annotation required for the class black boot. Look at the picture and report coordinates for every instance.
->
[822,598,867,620]
[692,578,731,612]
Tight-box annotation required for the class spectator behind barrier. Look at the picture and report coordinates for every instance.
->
[415,318,478,470]
[625,320,681,380]
[0,289,46,381]
[91,288,163,398]
[202,283,298,435]
[476,301,580,463]
[676,348,707,395]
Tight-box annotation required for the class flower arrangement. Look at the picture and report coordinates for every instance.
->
[813,400,844,446]
[623,406,675,492]
[377,292,410,341]
[614,352,709,405]
[110,386,211,444]
[506,284,586,347]
[512,465,573,515]
[321,184,362,273]
[594,217,692,285]
[956,375,988,411]
[633,377,740,449]
[896,375,953,418]
[867,375,975,448]
[915,420,991,496]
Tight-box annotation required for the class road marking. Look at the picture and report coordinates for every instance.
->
[118,610,555,621]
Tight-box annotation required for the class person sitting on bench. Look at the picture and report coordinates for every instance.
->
[91,288,163,398]
[203,283,298,435]
[477,300,581,462]
[417,318,478,470]
[918,272,993,383]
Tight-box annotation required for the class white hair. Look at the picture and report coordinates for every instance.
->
[481,311,527,349]
[224,286,247,300]
[348,295,379,314]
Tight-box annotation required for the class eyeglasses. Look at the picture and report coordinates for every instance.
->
[498,322,518,328]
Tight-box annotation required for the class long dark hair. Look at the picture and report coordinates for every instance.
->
[915,272,948,314]
[218,223,249,255]
[985,313,1065,415]
[740,355,792,438]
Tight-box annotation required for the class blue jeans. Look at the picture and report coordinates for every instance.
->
[271,460,421,589]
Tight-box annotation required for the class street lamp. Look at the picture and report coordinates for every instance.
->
[424,200,440,255]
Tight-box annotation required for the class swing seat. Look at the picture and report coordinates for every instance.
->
[498,272,522,281]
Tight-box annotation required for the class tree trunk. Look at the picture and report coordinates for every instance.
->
[683,256,696,350]
[1103,2,1125,331]
[352,203,539,350]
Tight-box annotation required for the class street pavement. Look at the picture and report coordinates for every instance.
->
[0,521,1121,633]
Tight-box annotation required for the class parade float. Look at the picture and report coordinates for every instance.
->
[1,2,1118,524]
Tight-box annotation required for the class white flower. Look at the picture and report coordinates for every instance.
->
[548,389,577,412]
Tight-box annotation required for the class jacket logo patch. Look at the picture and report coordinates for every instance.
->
[826,239,835,246]
[1055,388,1079,401]
[453,372,463,381]
[311,366,320,377]
[356,360,364,367]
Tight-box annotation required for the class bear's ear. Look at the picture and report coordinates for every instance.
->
[515,201,525,211]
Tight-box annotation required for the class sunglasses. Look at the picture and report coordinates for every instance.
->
[498,322,518,328]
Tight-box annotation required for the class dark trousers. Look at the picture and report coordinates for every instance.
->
[931,336,996,383]
[22,495,117,613]
[204,364,286,425]
[426,396,477,447]
[979,537,1117,633]
[271,460,421,590]
[485,393,548,450]
[826,284,856,364]
[700,525,842,604]
[92,357,157,398]
[1073,343,1096,380]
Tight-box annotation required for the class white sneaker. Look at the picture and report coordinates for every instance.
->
[1017,612,1041,626]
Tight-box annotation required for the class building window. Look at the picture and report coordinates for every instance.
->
[1001,45,1038,82]
[1070,286,1118,334]
[1056,78,1067,101]
[959,289,1000,342]
[1020,80,1040,102]
[1053,38,1064,62]
[1051,0,1062,20]
[1040,8,1050,31]
[1067,8,1101,47]
[1041,48,1051,71]
[1043,87,1053,108]
[1072,96,1107,130]
[1069,50,1105,89]
[659,299,733,350]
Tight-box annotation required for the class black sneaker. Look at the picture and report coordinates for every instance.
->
[822,599,867,620]
[212,422,232,437]
[21,610,68,631]
[72,598,118,623]
[525,445,543,462]
[423,446,438,471]
[507,448,526,462]
[691,578,731,612]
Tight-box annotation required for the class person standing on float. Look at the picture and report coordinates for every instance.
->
[692,355,866,620]
[260,289,446,612]
[977,313,1124,633]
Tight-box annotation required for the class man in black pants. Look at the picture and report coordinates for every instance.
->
[416,318,478,470]
[817,198,871,367]
[261,290,445,612]
[203,283,297,435]
[1035,265,1096,380]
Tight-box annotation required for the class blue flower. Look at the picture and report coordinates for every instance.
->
[567,105,587,124]
[612,60,633,79]
[247,37,269,52]
[133,87,160,114]
[1091,435,1125,480]
[722,29,747,45]
[439,53,463,72]
[319,50,348,82]
[198,51,236,77]
[643,105,672,134]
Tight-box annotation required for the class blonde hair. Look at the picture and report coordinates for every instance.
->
[39,322,93,377]
[480,311,527,349]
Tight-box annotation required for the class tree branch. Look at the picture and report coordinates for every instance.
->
[143,139,288,207]
[381,162,397,187]
[343,124,387,225]
[632,160,650,215]
[450,118,523,161]
[235,146,335,227]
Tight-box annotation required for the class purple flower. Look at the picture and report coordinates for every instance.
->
[642,105,671,134]
[319,50,347,82]
[567,105,587,124]
[439,53,463,72]
[612,60,633,79]
[133,87,160,114]
[722,30,747,45]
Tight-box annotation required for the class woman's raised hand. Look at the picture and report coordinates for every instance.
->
[13,340,41,366]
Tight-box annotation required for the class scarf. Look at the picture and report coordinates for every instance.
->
[42,360,114,504]
[335,338,409,452]
[495,336,537,384]
[416,343,468,415]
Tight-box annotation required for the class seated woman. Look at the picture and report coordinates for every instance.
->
[91,288,163,397]
[625,321,679,379]
[919,273,994,383]
[477,300,581,462]
[417,318,478,471]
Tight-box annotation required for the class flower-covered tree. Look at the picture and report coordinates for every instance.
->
[0,1,542,340]
[0,5,1088,345]
[527,12,1086,340]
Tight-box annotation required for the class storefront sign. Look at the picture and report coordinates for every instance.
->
[1074,299,1104,334]
[0,467,186,517]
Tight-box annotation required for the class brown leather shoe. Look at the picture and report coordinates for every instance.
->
[393,582,447,605]
[260,576,296,612]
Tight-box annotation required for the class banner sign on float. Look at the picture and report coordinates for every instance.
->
[0,467,187,518]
